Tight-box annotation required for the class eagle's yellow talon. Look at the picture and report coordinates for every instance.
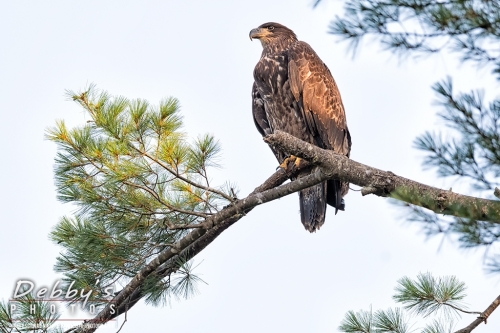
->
[280,155,297,169]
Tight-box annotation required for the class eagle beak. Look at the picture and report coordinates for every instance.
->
[249,28,266,41]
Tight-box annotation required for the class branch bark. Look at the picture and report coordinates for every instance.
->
[265,131,500,222]
[454,294,500,333]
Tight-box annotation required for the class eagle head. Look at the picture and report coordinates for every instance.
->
[249,22,297,49]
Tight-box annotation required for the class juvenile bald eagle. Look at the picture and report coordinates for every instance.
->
[250,22,351,232]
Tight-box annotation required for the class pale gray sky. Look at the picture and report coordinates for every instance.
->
[0,1,498,332]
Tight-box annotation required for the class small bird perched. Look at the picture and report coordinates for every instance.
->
[250,22,351,232]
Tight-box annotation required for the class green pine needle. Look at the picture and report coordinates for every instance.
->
[393,273,467,318]
[339,307,373,333]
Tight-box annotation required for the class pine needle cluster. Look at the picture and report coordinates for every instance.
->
[0,289,63,333]
[339,273,472,333]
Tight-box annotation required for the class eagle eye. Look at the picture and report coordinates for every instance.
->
[268,26,275,31]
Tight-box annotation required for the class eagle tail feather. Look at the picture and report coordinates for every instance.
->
[299,181,327,233]
[327,179,345,213]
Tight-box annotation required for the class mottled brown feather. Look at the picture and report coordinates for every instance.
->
[288,42,351,157]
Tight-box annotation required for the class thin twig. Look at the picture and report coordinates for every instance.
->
[165,220,205,230]
[438,300,482,316]
[123,180,208,218]
[115,310,127,333]
[141,150,235,202]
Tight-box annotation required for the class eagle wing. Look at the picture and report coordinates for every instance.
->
[287,41,351,157]
[287,41,352,209]
[252,82,286,163]
[252,82,271,137]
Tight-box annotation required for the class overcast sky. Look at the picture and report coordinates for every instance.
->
[1,1,499,332]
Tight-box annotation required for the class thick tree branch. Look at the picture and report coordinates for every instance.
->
[74,165,320,332]
[265,131,500,223]
[454,294,500,333]
[106,168,295,320]
[100,160,313,323]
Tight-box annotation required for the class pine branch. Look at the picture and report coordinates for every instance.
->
[454,294,500,333]
[70,166,309,332]
[393,273,472,319]
[266,131,500,222]
[106,165,299,317]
